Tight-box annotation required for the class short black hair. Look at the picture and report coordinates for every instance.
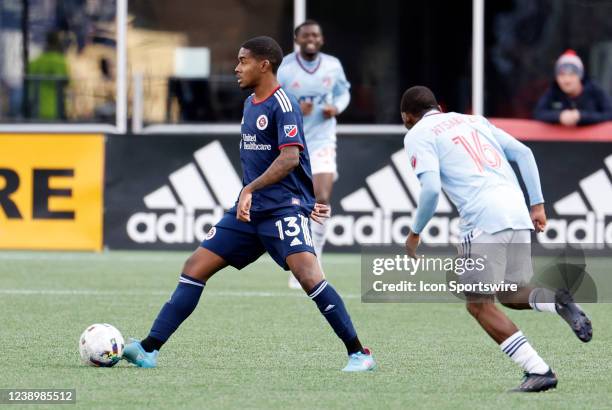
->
[294,19,321,37]
[400,86,438,117]
[241,36,284,74]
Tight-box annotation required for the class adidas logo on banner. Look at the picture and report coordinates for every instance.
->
[544,154,612,245]
[328,151,612,247]
[327,149,461,246]
[127,141,242,244]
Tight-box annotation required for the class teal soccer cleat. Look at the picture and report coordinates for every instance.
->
[342,347,376,372]
[123,339,158,368]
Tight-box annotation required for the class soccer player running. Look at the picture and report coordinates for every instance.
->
[400,86,592,392]
[277,20,351,288]
[123,36,375,372]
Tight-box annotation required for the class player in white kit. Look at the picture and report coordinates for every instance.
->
[401,86,592,392]
[278,20,350,288]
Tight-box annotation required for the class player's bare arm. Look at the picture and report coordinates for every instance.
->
[237,145,301,222]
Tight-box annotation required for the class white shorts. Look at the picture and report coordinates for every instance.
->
[309,144,337,177]
[457,228,533,294]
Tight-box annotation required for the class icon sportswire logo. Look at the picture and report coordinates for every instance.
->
[327,149,461,246]
[127,141,242,244]
[545,153,612,245]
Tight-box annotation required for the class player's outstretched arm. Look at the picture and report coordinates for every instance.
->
[237,145,301,222]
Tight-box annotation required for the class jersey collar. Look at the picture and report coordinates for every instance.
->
[251,85,281,105]
[423,109,442,117]
[296,53,322,74]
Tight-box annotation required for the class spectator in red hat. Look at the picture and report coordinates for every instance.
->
[534,50,612,126]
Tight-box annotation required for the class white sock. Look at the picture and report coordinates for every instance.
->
[500,330,550,374]
[310,217,328,261]
[528,288,557,313]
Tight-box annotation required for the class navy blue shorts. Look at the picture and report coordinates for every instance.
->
[201,207,315,271]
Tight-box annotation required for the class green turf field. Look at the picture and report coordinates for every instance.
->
[1,251,610,409]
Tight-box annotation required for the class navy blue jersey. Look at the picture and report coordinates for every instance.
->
[239,85,315,215]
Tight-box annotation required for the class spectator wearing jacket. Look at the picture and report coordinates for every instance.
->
[534,50,612,126]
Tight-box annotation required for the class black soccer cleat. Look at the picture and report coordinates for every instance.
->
[510,369,558,393]
[555,289,593,342]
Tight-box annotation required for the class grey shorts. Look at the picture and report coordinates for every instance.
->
[457,228,533,294]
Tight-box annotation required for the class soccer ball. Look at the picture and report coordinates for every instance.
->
[79,323,125,367]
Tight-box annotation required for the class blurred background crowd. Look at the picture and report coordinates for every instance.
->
[1,0,611,126]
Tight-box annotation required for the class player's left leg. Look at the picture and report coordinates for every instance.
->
[496,286,592,343]
[496,230,592,342]
[286,251,375,372]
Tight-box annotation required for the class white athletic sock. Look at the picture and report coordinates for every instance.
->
[500,330,550,374]
[311,216,328,261]
[528,288,557,313]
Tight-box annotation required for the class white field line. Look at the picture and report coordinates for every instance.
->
[0,252,359,264]
[0,289,360,299]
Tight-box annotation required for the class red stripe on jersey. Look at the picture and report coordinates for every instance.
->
[252,85,282,105]
[278,142,304,151]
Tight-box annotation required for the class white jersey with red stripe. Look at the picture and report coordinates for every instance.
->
[403,110,533,235]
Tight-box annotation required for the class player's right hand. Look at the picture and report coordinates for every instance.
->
[530,203,547,233]
[300,101,314,116]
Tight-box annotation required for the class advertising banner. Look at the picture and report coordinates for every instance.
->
[105,135,243,250]
[0,134,104,250]
[104,133,612,251]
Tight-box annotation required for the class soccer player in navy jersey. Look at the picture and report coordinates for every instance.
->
[123,36,376,372]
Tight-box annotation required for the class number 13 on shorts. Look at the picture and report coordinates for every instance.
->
[274,214,313,246]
